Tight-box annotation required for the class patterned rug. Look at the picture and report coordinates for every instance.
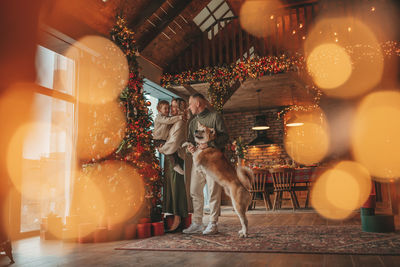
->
[116,224,400,255]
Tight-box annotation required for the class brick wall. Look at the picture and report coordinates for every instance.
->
[223,108,291,167]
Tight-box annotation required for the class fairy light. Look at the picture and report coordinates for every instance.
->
[161,41,400,111]
[299,23,303,29]
[292,30,296,35]
[371,6,375,12]
[348,27,352,32]
[270,15,274,19]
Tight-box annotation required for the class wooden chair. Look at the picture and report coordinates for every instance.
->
[269,168,298,211]
[249,169,273,211]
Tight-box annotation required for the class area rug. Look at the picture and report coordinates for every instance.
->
[116,225,400,255]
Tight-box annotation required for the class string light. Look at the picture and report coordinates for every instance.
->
[371,6,375,12]
[109,16,162,220]
[162,40,400,111]
[270,15,274,19]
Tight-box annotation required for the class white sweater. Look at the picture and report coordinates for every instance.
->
[153,114,182,140]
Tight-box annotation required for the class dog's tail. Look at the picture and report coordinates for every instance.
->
[237,165,254,191]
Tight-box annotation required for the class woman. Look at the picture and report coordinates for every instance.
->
[157,98,188,231]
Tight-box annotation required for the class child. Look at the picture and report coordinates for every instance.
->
[153,100,184,175]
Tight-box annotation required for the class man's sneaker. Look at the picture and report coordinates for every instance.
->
[182,223,204,234]
[202,223,218,235]
[173,165,184,175]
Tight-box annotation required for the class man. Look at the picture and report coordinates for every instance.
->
[183,93,229,235]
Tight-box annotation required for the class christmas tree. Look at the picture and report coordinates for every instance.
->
[110,16,162,222]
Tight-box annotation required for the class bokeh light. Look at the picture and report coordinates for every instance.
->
[311,161,371,220]
[351,91,400,180]
[311,169,355,220]
[334,161,371,209]
[6,121,73,201]
[63,35,129,104]
[284,109,329,165]
[73,160,145,235]
[306,43,352,89]
[69,172,105,239]
[239,0,282,38]
[305,17,383,98]
[76,101,126,161]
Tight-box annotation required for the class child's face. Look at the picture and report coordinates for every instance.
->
[158,104,169,116]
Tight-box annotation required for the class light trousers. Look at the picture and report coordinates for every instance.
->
[190,165,222,225]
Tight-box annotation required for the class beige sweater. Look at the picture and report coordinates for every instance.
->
[158,119,186,159]
[153,114,182,140]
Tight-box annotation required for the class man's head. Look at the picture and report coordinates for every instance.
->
[157,100,170,116]
[194,121,216,144]
[188,93,207,115]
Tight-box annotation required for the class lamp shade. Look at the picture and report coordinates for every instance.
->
[286,114,304,127]
[252,115,270,130]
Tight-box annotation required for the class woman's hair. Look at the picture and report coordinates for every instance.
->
[172,98,186,114]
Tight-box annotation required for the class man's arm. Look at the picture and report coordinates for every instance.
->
[187,119,196,146]
[208,112,229,151]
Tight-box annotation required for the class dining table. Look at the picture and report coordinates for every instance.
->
[251,166,316,208]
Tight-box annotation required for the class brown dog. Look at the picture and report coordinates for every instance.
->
[184,122,253,237]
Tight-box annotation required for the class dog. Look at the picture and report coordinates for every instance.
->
[183,122,253,237]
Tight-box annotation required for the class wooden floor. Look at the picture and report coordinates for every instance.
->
[1,206,399,267]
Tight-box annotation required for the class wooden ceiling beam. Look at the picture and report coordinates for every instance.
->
[137,0,193,52]
[165,87,190,101]
[222,80,241,107]
[183,84,199,95]
[128,0,166,30]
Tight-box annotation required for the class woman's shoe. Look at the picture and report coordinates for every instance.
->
[167,215,181,232]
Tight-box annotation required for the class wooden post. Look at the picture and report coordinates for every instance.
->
[239,26,243,61]
[211,26,216,66]
[232,19,237,62]
[225,21,230,64]
[218,22,223,65]
[203,31,209,68]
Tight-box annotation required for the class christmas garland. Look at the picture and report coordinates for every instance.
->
[161,54,303,111]
[110,16,162,222]
[161,40,399,112]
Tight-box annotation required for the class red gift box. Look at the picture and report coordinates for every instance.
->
[124,223,137,240]
[78,223,95,243]
[137,223,151,239]
[138,218,151,224]
[93,227,108,243]
[182,214,192,229]
[151,222,164,236]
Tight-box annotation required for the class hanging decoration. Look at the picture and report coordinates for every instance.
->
[161,54,303,111]
[161,40,399,112]
[110,16,162,222]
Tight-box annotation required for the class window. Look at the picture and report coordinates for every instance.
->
[193,0,234,40]
[17,39,77,235]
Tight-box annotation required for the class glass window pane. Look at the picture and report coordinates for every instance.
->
[208,0,224,12]
[224,10,234,19]
[214,2,229,19]
[20,94,74,232]
[193,8,210,26]
[200,17,215,32]
[36,45,75,96]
